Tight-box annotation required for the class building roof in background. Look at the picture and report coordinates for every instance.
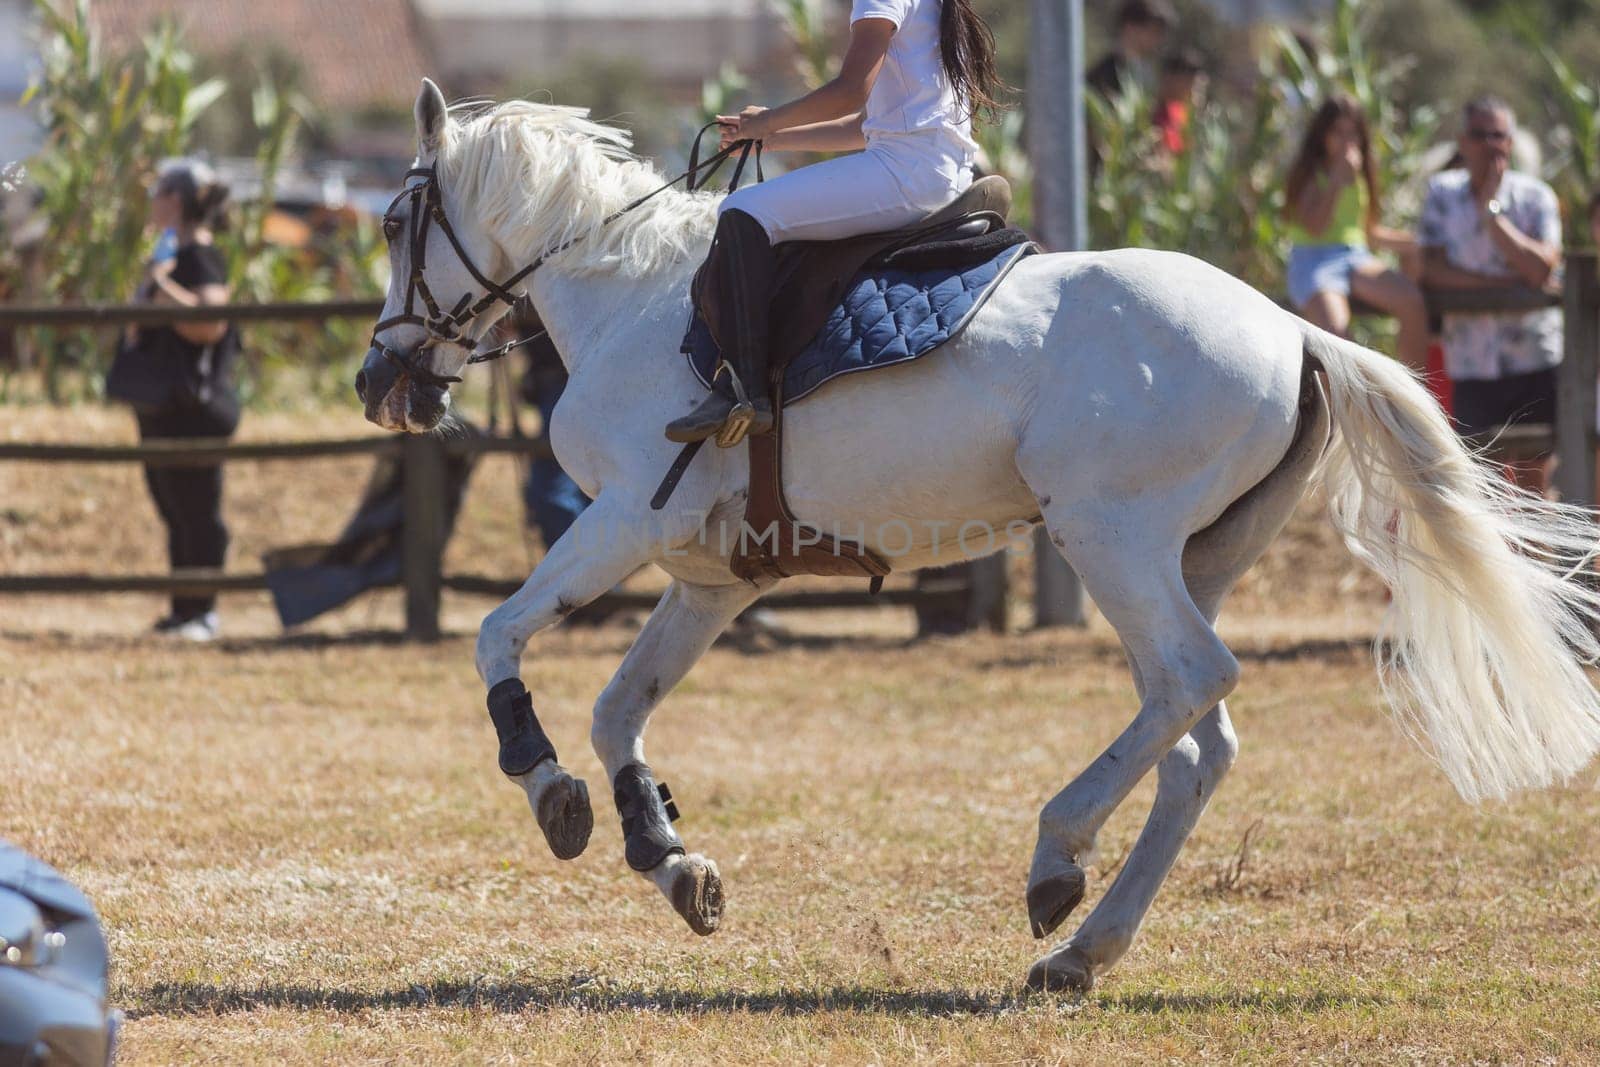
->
[88,0,433,111]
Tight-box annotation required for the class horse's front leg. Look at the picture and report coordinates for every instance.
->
[590,579,762,935]
[475,496,698,861]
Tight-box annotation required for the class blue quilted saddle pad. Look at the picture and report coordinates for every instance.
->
[684,240,1036,406]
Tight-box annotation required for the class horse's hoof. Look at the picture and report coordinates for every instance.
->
[533,768,593,860]
[1026,866,1086,939]
[669,855,724,936]
[1025,944,1094,997]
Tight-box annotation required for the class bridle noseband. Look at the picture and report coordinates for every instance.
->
[370,123,763,393]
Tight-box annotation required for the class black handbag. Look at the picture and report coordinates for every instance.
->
[104,331,215,415]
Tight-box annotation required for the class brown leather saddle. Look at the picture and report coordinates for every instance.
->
[727,175,1016,588]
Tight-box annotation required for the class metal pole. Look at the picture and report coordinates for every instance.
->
[1028,0,1089,627]
[1555,252,1599,508]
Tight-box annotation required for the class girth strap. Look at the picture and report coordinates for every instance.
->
[486,678,557,777]
[730,391,892,585]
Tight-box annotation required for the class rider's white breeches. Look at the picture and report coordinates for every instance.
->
[721,134,972,242]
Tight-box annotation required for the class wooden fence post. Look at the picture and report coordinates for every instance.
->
[402,434,448,641]
[1555,252,1599,508]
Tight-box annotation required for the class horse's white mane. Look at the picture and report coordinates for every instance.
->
[435,100,720,278]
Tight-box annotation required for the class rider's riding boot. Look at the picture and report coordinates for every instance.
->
[666,208,776,446]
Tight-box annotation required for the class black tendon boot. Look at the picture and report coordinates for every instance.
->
[666,208,776,446]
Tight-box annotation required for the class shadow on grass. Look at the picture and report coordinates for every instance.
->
[128,977,1029,1019]
[975,635,1373,673]
[129,978,1388,1019]
[0,623,913,657]
[0,627,417,653]
[1103,989,1388,1014]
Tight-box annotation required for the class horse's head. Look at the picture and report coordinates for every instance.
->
[356,79,517,432]
[356,82,716,431]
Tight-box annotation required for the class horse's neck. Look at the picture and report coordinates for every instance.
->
[526,245,707,380]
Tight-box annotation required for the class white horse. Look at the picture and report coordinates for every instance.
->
[356,81,1600,994]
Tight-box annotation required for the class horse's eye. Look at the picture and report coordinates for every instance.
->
[382,216,401,241]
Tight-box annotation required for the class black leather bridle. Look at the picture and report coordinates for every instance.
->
[370,123,763,392]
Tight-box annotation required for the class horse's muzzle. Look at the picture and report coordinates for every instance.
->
[357,346,450,432]
[356,347,398,420]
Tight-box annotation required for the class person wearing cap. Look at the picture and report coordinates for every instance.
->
[115,158,241,642]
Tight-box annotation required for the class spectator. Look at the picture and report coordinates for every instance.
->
[1153,48,1205,155]
[1087,0,1176,100]
[1284,95,1429,373]
[106,159,239,641]
[1419,95,1563,495]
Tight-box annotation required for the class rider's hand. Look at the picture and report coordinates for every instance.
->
[716,106,770,148]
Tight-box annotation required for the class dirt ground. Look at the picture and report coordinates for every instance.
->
[3,406,1598,1064]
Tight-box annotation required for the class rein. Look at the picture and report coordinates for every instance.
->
[371,121,763,390]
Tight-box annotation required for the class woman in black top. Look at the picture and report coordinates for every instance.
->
[126,159,240,641]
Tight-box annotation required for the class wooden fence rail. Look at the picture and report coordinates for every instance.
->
[0,299,385,327]
[0,429,967,638]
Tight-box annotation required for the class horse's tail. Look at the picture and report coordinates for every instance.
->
[1305,323,1600,801]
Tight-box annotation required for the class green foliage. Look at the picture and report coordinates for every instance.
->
[1086,0,1442,309]
[1088,78,1295,291]
[778,0,840,91]
[1271,0,1441,224]
[11,0,383,406]
[22,0,222,308]
[1535,45,1599,246]
[516,56,674,159]
[972,107,1031,229]
[17,0,225,400]
[191,43,322,157]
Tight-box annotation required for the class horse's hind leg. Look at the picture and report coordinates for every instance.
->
[590,579,762,935]
[1021,508,1240,969]
[1027,379,1330,993]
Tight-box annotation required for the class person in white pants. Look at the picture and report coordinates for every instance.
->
[664,0,1006,446]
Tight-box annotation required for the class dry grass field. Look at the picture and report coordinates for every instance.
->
[4,405,1600,1064]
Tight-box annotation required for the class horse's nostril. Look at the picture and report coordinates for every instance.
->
[354,369,369,403]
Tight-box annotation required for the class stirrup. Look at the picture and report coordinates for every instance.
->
[713,360,757,448]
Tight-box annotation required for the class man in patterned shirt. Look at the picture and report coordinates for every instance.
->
[1420,95,1563,493]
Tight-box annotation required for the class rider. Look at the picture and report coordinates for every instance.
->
[664,0,1005,445]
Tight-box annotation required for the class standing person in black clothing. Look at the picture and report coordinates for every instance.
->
[114,159,240,641]
[1086,0,1176,100]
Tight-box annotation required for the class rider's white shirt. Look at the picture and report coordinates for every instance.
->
[722,0,976,243]
[852,0,979,167]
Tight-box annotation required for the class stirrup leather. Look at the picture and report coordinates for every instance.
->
[712,360,757,448]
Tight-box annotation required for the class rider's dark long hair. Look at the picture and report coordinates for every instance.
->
[940,0,1008,122]
[1285,94,1380,232]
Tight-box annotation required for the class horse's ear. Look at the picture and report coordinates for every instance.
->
[415,78,447,152]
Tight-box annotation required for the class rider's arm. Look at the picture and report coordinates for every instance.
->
[765,113,866,153]
[722,18,894,142]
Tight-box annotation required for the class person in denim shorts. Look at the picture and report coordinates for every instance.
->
[1285,95,1429,372]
